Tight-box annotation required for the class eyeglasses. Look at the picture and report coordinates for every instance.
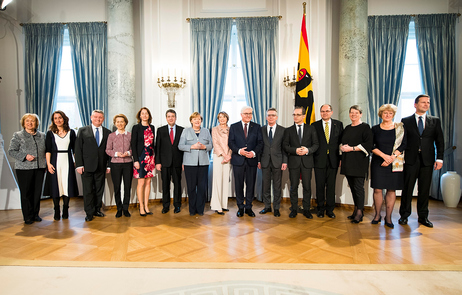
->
[242,113,252,116]
[292,114,304,117]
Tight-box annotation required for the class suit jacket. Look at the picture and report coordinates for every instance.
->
[131,123,155,162]
[401,114,444,167]
[228,121,263,167]
[75,125,110,173]
[259,124,287,169]
[283,123,319,169]
[155,124,184,168]
[312,119,344,169]
[178,127,213,166]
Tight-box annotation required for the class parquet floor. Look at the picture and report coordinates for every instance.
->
[1,197,462,268]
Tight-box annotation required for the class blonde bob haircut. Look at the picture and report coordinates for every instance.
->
[189,112,203,123]
[113,114,129,125]
[217,111,229,122]
[20,113,40,130]
[378,104,398,118]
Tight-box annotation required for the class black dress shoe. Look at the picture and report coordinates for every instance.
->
[274,209,281,217]
[94,211,105,217]
[34,216,42,222]
[303,211,313,219]
[245,209,256,217]
[317,211,324,218]
[222,208,229,212]
[326,212,336,218]
[385,221,395,229]
[259,208,272,214]
[289,210,297,218]
[418,218,434,228]
[174,207,181,214]
[85,216,93,222]
[123,210,131,217]
[25,220,34,225]
[162,208,169,214]
[215,210,225,215]
[371,216,382,224]
[115,210,122,218]
[398,217,408,225]
[237,209,244,217]
[139,211,147,217]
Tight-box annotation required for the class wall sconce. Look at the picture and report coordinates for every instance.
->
[157,73,186,108]
[283,68,297,92]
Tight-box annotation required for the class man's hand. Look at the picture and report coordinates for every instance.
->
[156,164,162,171]
[281,163,287,171]
[257,162,261,169]
[434,161,443,170]
[106,168,111,174]
[76,167,84,175]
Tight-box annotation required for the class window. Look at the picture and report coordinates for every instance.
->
[222,24,247,124]
[395,21,424,122]
[53,28,83,129]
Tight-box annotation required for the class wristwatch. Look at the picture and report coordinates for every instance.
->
[352,146,355,151]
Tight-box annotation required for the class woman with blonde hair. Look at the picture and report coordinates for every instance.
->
[8,113,46,224]
[370,104,407,228]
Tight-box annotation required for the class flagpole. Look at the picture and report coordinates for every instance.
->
[303,2,306,15]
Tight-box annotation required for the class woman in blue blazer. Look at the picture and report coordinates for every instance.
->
[178,112,213,216]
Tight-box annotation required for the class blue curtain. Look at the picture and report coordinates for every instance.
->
[367,15,411,126]
[235,17,278,126]
[68,22,108,127]
[414,14,457,200]
[190,18,233,129]
[23,23,64,132]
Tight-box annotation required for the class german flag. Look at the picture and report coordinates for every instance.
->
[295,13,315,125]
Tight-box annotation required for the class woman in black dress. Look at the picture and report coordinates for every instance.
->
[370,104,406,228]
[340,105,373,223]
[131,107,156,216]
[45,111,78,220]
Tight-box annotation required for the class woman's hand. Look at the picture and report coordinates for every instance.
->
[25,154,35,161]
[47,163,55,174]
[134,161,140,170]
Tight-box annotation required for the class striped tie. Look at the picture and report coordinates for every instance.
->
[325,122,329,154]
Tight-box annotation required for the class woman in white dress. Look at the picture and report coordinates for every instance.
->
[45,111,78,220]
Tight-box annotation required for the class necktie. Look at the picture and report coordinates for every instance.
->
[169,127,174,144]
[269,126,273,144]
[418,116,424,135]
[325,122,330,154]
[244,123,248,139]
[298,125,302,144]
[95,127,100,147]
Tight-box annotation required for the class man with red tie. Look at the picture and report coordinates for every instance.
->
[156,109,184,214]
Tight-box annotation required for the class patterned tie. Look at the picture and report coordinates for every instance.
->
[418,116,424,135]
[325,122,330,154]
[169,127,174,144]
[269,126,273,144]
[298,125,302,144]
[244,123,248,139]
[95,127,100,147]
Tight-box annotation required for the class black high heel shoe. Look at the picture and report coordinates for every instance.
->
[371,215,382,224]
[351,209,364,224]
[215,210,225,215]
[347,206,358,220]
[139,210,147,217]
[385,216,394,228]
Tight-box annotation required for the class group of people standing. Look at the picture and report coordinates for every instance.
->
[8,94,443,229]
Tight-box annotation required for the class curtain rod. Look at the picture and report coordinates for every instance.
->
[19,21,107,26]
[369,13,460,17]
[186,16,282,22]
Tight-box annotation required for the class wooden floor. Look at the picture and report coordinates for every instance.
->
[1,196,462,268]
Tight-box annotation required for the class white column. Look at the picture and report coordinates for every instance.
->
[107,0,136,130]
[338,0,368,124]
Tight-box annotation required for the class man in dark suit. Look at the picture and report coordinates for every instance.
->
[283,106,319,219]
[313,104,343,218]
[258,108,287,217]
[228,106,263,217]
[156,109,184,214]
[75,110,111,222]
[399,94,444,228]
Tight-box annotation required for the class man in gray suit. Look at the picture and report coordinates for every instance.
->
[258,108,287,217]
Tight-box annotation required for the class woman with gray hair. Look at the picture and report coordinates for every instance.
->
[8,113,47,224]
[370,104,407,228]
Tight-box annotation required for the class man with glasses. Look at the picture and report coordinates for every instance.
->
[312,104,343,218]
[258,108,287,217]
[283,106,319,218]
[228,106,263,217]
